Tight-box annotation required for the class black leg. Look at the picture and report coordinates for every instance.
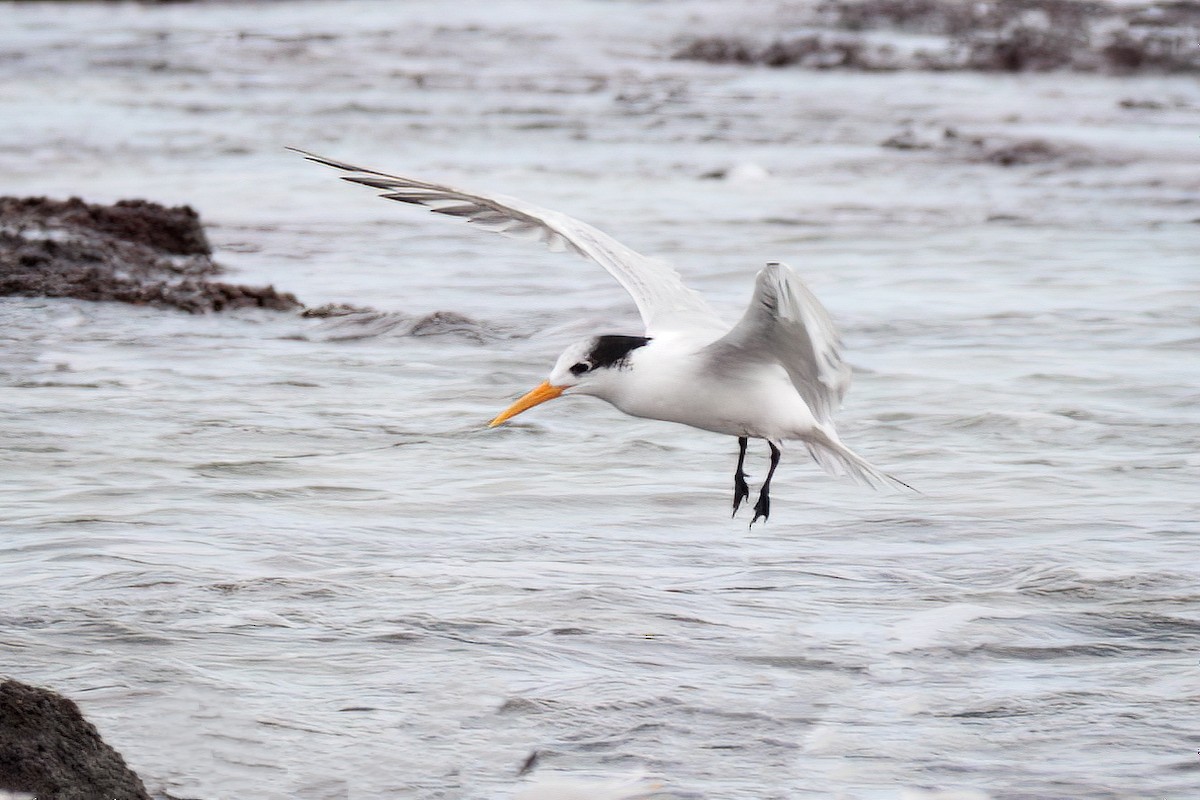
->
[751,441,781,525]
[732,436,750,516]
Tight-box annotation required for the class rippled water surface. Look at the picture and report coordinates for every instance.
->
[1,2,1198,798]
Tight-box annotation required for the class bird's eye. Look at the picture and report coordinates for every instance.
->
[569,361,591,376]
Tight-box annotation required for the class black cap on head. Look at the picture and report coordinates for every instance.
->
[586,335,651,371]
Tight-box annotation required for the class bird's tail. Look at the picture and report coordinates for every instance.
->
[802,428,916,493]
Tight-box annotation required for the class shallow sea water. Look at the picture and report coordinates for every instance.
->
[1,2,1198,798]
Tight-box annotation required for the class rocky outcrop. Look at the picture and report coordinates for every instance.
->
[0,679,150,800]
[674,0,1200,73]
[0,196,302,313]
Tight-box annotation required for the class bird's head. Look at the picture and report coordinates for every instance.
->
[488,334,651,427]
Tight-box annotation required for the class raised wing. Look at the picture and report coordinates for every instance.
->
[706,262,851,424]
[289,148,724,336]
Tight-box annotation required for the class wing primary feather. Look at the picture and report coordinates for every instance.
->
[289,147,724,336]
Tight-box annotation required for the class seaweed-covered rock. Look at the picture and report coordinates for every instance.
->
[673,34,897,70]
[0,679,150,800]
[0,196,302,313]
[674,0,1200,73]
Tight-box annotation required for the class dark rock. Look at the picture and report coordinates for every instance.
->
[821,0,1133,36]
[880,125,1103,169]
[675,0,1200,74]
[42,197,210,256]
[671,37,761,66]
[0,679,150,800]
[760,35,878,69]
[957,24,1087,72]
[1100,27,1200,73]
[1118,95,1195,111]
[816,0,967,35]
[880,129,935,150]
[673,34,897,70]
[0,196,302,313]
[975,138,1068,167]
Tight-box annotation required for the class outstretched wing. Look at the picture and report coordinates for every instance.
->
[289,148,724,336]
[705,262,851,424]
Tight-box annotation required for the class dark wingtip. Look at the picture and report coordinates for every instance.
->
[286,146,343,170]
[287,148,395,180]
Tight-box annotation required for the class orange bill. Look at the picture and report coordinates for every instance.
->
[488,381,566,427]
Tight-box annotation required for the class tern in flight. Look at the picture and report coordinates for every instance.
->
[292,149,910,522]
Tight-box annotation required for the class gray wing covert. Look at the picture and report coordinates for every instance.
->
[705,262,851,424]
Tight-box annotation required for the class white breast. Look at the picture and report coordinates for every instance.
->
[599,336,818,440]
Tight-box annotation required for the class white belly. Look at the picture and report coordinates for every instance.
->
[608,354,816,441]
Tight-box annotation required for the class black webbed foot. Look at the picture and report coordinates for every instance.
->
[732,472,750,516]
[731,436,751,517]
[750,489,770,525]
[749,441,781,526]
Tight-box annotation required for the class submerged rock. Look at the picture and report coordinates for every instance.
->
[0,679,150,800]
[0,196,302,313]
[881,124,1108,169]
[673,34,897,70]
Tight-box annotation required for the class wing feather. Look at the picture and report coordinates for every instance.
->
[705,262,851,424]
[289,148,723,335]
